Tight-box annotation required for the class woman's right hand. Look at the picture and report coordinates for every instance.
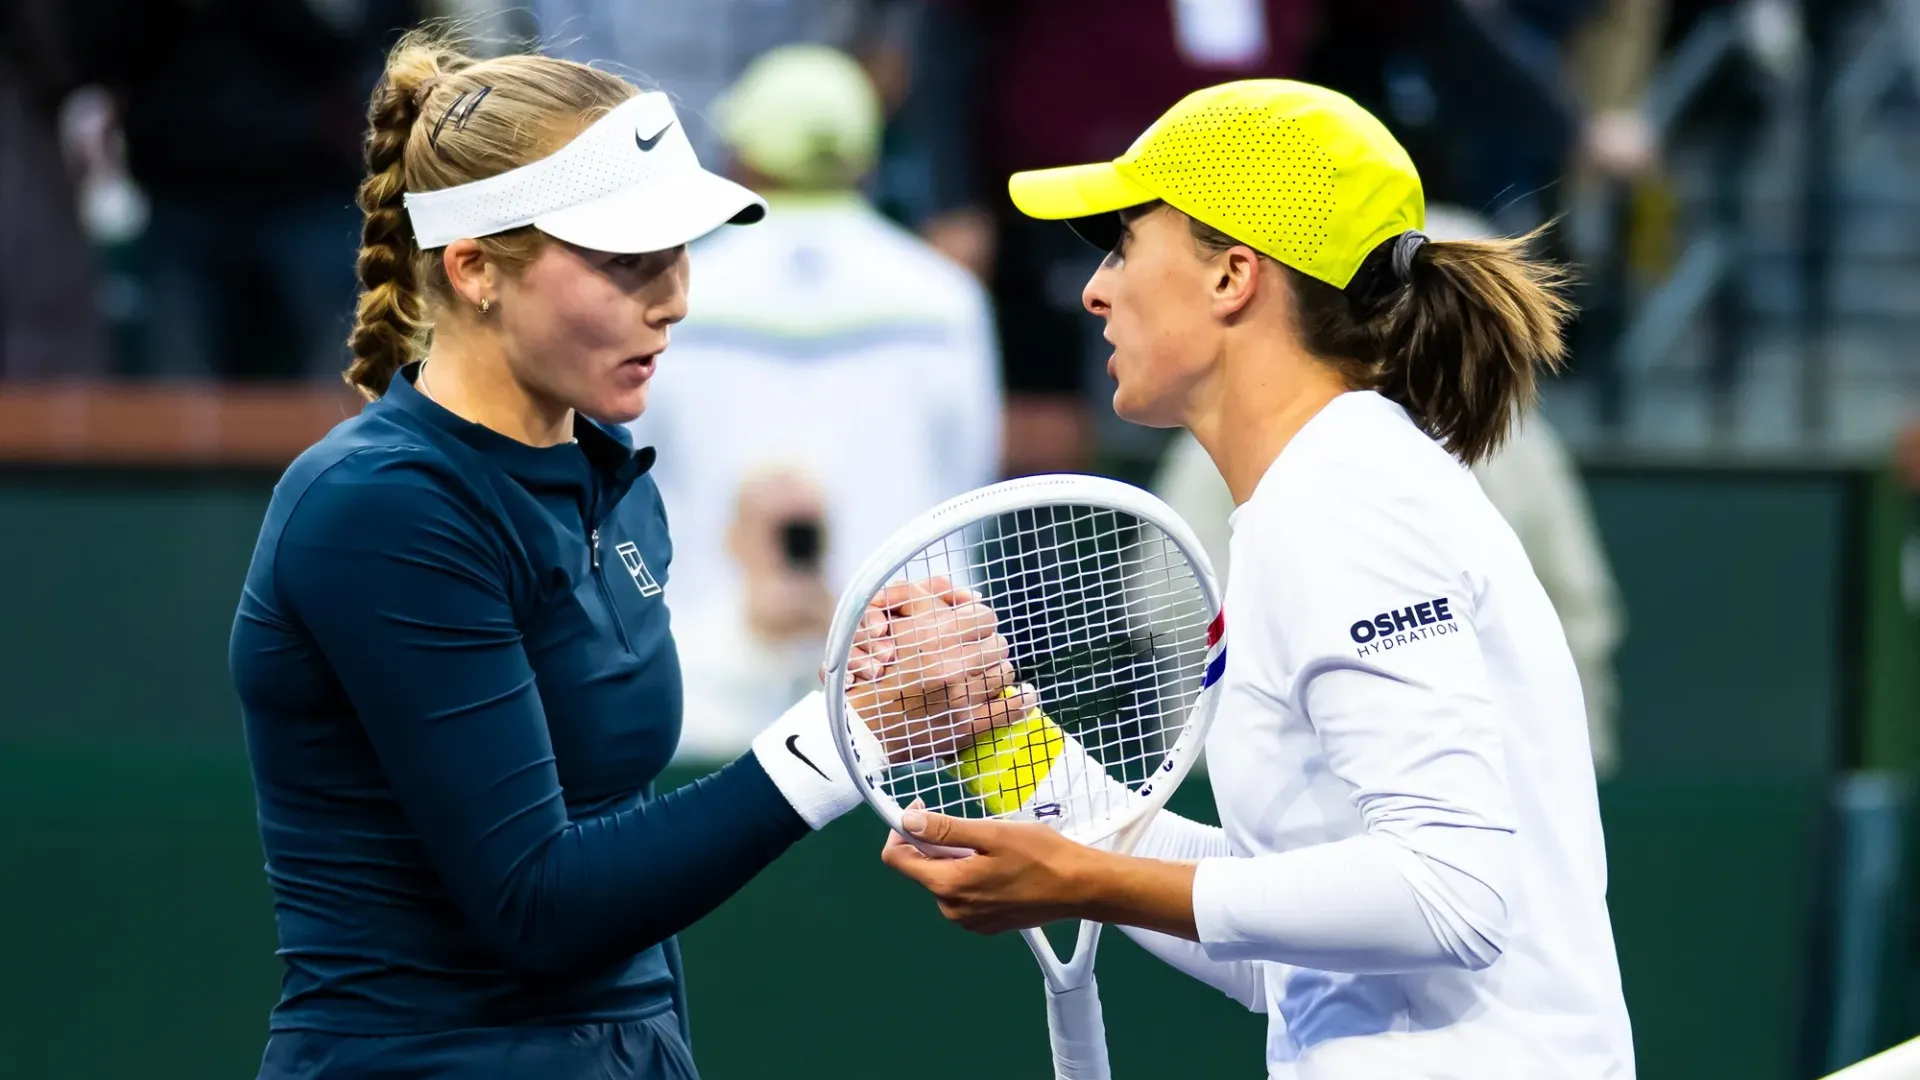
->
[845,578,1022,762]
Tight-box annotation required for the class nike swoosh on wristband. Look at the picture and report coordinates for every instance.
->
[785,734,829,781]
[635,121,674,152]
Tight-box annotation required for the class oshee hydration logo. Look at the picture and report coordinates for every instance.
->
[1349,597,1458,656]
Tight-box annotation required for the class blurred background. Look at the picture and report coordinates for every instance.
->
[3,0,1920,1076]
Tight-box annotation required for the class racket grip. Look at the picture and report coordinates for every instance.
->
[1044,975,1113,1080]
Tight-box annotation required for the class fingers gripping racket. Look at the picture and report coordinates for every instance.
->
[824,476,1223,1080]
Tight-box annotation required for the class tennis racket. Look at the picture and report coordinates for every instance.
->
[824,475,1224,1080]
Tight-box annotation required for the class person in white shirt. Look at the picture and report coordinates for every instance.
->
[1152,205,1628,778]
[633,44,1002,759]
[877,80,1635,1079]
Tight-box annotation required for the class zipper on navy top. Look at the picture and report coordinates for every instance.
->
[589,526,634,653]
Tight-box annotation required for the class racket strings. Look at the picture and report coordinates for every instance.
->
[986,509,1207,780]
[850,505,1212,826]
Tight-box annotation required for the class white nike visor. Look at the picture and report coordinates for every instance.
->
[403,91,766,253]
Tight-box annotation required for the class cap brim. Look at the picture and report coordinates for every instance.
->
[534,169,767,254]
[1064,213,1123,253]
[1008,161,1155,221]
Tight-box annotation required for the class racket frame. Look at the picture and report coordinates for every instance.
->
[823,474,1224,1077]
[825,474,1222,850]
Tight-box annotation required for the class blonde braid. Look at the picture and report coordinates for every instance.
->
[344,43,464,399]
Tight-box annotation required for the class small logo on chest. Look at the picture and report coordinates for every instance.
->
[614,541,663,597]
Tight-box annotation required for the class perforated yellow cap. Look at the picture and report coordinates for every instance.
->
[1008,80,1424,290]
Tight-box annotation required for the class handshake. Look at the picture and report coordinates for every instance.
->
[842,577,1039,764]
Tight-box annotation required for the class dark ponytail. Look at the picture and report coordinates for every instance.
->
[1186,215,1572,465]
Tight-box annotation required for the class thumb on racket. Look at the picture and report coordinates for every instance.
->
[901,806,990,851]
[893,800,974,859]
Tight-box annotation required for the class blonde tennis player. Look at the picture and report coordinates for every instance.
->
[880,81,1635,1079]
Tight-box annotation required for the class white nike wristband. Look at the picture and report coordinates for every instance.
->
[751,690,885,830]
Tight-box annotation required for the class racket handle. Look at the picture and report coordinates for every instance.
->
[1044,975,1113,1080]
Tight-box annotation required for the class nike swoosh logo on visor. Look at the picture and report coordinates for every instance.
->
[636,121,675,152]
[785,734,829,781]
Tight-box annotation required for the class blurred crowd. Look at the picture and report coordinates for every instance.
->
[2,0,1812,764]
[6,0,1755,386]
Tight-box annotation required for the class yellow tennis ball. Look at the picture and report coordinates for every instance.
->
[957,693,1066,816]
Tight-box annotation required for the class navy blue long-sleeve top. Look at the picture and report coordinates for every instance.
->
[230,363,810,1039]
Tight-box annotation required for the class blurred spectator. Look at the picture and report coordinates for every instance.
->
[1467,407,1625,778]
[1309,0,1590,235]
[669,470,839,761]
[895,0,1316,476]
[633,45,1001,759]
[1568,0,1666,180]
[70,0,419,380]
[1562,1,1802,199]
[1152,206,1625,777]
[529,0,910,167]
[60,88,150,251]
[0,0,110,378]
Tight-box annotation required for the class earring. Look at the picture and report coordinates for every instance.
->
[478,298,493,315]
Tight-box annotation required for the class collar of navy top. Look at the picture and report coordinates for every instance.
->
[383,360,656,501]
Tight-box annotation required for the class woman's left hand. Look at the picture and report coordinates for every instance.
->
[880,807,1103,934]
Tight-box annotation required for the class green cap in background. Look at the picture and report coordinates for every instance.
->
[713,44,881,191]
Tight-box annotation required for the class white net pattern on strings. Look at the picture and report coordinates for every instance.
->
[846,504,1212,828]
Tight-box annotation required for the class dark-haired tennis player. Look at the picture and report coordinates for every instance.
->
[882,81,1635,1078]
[229,34,1013,1080]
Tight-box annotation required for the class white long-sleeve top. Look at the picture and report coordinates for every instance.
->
[1127,392,1632,1079]
[1151,414,1625,778]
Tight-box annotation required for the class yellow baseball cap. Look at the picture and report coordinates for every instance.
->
[1008,80,1424,290]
